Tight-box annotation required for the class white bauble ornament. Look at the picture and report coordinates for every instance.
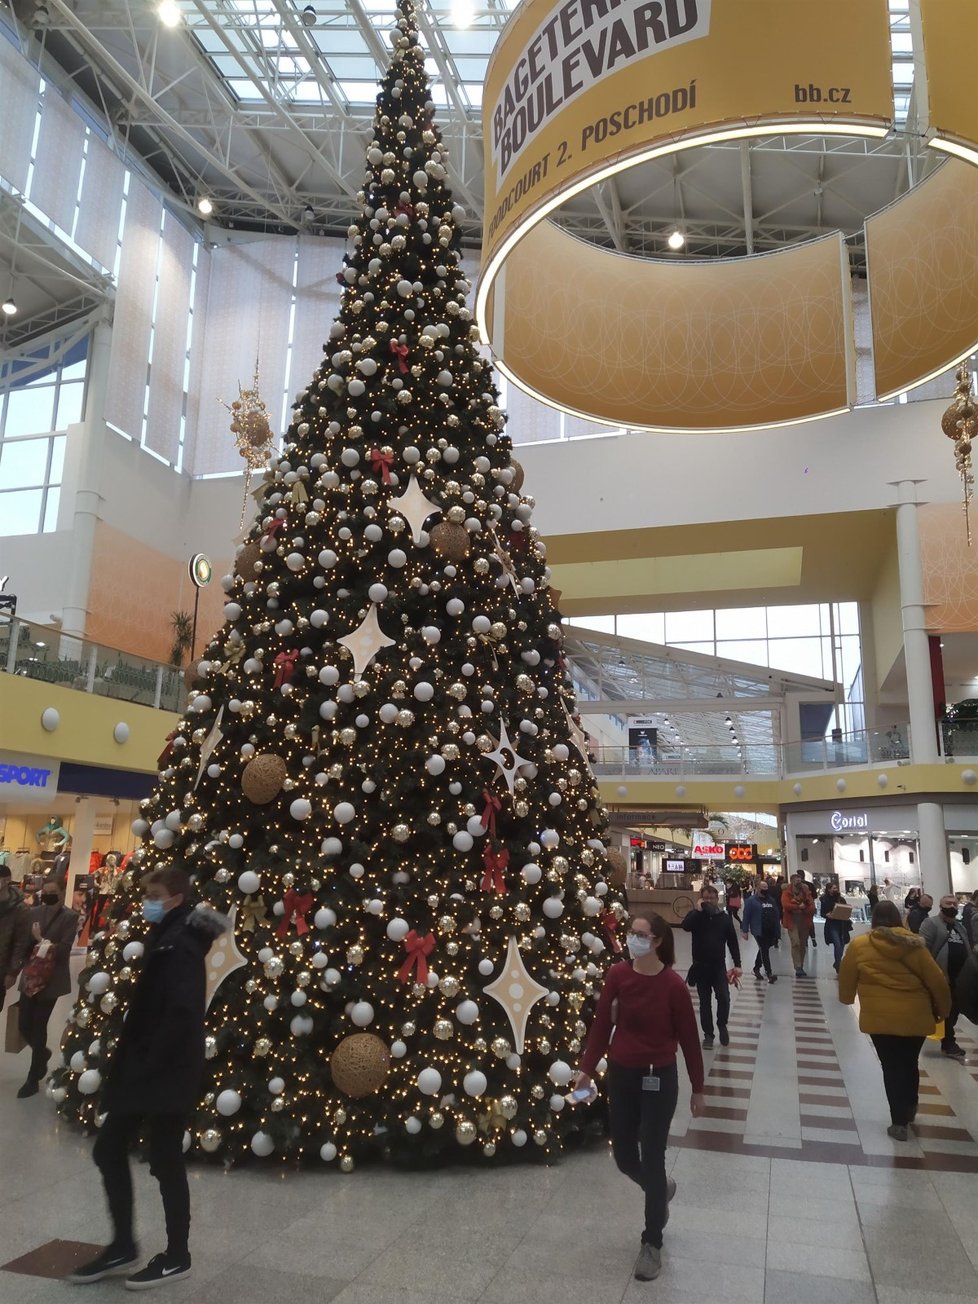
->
[540,829,560,848]
[286,552,304,572]
[70,1050,87,1073]
[289,798,312,821]
[582,896,602,916]
[542,897,564,919]
[422,626,441,644]
[417,1067,442,1095]
[315,907,338,929]
[512,1129,528,1147]
[425,754,446,775]
[78,1069,102,1095]
[464,1070,488,1097]
[391,1040,407,1058]
[387,917,410,942]
[153,829,174,849]
[333,802,355,824]
[466,816,487,838]
[405,1116,422,1134]
[269,1077,285,1095]
[521,863,542,885]
[87,972,111,996]
[478,959,493,976]
[216,1089,242,1116]
[122,942,144,962]
[456,999,479,1025]
[548,1060,573,1086]
[320,1142,338,1161]
[452,831,473,852]
[368,583,389,603]
[413,681,434,701]
[250,1131,275,1157]
[351,1001,375,1027]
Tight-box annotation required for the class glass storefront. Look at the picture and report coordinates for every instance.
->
[795,830,919,894]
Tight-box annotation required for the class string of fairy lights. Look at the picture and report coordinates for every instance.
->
[53,0,624,1168]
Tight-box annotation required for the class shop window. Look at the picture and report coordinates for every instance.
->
[860,850,865,862]
[963,848,971,865]
[883,850,890,863]
[800,847,809,862]
[909,852,914,865]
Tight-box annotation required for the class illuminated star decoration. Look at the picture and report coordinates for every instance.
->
[488,525,521,594]
[204,904,248,1010]
[484,718,532,795]
[194,705,225,790]
[338,605,396,677]
[561,699,590,762]
[483,935,550,1054]
[388,473,441,544]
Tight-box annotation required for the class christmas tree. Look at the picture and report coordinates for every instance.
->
[55,0,623,1167]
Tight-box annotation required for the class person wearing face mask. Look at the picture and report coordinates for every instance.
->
[681,886,742,1047]
[70,867,228,1290]
[907,893,933,935]
[574,913,705,1283]
[919,896,971,1060]
[16,877,79,1098]
[0,864,30,1012]
[781,875,816,977]
[741,879,780,982]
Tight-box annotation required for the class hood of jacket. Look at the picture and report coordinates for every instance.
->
[867,925,926,956]
[0,885,23,916]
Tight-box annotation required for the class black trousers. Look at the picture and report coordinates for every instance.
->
[943,993,960,1046]
[93,1113,190,1258]
[870,1034,925,1126]
[18,994,56,1083]
[607,1061,679,1249]
[752,939,774,978]
[695,965,730,1036]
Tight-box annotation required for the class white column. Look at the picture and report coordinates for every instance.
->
[61,318,113,641]
[918,801,950,897]
[66,798,97,900]
[893,480,939,764]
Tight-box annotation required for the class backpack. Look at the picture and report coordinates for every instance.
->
[759,900,779,942]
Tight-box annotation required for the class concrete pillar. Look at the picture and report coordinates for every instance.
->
[893,481,939,764]
[62,318,112,641]
[66,798,97,901]
[918,800,950,898]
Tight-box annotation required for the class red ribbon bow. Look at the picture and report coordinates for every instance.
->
[157,729,178,769]
[601,910,622,953]
[397,930,435,985]
[276,889,314,938]
[389,340,410,374]
[263,518,285,542]
[480,790,502,839]
[481,846,509,894]
[370,447,394,483]
[273,649,299,689]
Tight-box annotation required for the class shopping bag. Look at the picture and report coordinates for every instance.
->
[928,1020,945,1042]
[5,1002,26,1054]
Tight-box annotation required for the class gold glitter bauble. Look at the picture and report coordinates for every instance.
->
[254,1037,272,1057]
[434,1019,453,1040]
[429,1111,445,1129]
[430,521,470,560]
[492,1037,510,1058]
[456,1121,477,1145]
[499,1094,518,1119]
[241,753,288,804]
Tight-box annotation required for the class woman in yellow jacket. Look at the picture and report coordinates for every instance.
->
[838,900,950,1141]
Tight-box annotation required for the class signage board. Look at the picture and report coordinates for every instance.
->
[690,833,725,860]
[0,752,61,804]
[830,810,869,833]
[725,842,758,863]
[665,859,687,873]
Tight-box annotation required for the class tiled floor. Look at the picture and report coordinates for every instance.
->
[2,927,978,1303]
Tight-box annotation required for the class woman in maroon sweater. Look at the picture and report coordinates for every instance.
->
[575,913,705,1282]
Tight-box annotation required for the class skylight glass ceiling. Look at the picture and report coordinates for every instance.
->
[178,1,917,121]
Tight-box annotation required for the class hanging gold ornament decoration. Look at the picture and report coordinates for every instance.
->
[222,358,275,526]
[941,363,976,546]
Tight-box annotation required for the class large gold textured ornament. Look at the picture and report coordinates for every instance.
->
[330,1033,391,1098]
[510,459,525,492]
[234,541,262,578]
[241,753,288,804]
[941,363,976,545]
[606,848,628,887]
[222,358,275,526]
[429,520,470,561]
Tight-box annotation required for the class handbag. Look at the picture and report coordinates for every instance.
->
[5,1002,25,1054]
[20,939,56,997]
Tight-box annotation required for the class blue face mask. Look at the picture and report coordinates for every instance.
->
[142,898,167,924]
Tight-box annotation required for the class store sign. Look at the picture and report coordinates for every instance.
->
[830,810,869,832]
[725,843,758,862]
[93,814,114,836]
[0,752,61,803]
[690,833,724,860]
[665,859,686,872]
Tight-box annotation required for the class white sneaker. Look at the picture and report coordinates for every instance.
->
[634,1244,662,1281]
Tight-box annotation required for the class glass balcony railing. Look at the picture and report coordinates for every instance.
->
[0,616,185,712]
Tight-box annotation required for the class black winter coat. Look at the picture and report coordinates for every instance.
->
[682,906,742,970]
[0,887,31,979]
[103,902,227,1117]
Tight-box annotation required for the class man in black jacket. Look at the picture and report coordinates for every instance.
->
[682,885,742,1048]
[0,865,30,1012]
[907,893,933,935]
[70,867,227,1290]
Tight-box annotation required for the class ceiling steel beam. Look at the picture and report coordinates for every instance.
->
[739,141,754,255]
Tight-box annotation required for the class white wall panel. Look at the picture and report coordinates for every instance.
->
[0,36,38,194]
[75,136,125,271]
[290,235,344,415]
[105,179,161,440]
[189,238,295,477]
[145,213,195,465]
[30,88,85,235]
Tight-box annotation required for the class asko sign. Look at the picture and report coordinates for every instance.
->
[726,843,758,863]
[690,833,724,860]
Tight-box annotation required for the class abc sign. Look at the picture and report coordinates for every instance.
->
[727,845,755,862]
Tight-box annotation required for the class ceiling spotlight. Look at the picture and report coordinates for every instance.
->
[303,203,315,221]
[1,296,16,316]
[158,0,182,26]
[301,3,317,25]
[667,229,685,250]
[197,197,214,216]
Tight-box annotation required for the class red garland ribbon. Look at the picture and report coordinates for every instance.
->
[480,789,502,839]
[273,649,299,689]
[263,518,285,542]
[157,729,178,769]
[601,910,622,953]
[397,930,435,985]
[481,846,509,895]
[370,447,394,483]
[276,888,314,938]
[389,340,410,375]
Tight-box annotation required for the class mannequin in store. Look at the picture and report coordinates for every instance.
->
[35,816,71,853]
[574,914,704,1283]
[16,878,79,1098]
